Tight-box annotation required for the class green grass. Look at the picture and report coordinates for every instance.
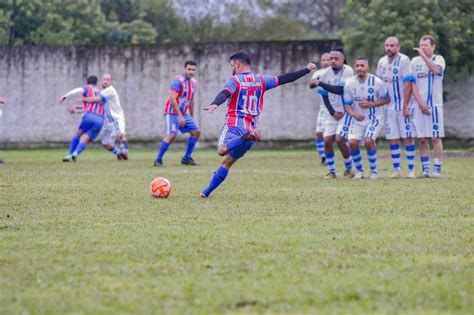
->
[1,148,473,314]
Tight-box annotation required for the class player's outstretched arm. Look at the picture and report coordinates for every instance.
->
[204,90,231,112]
[277,63,316,85]
[82,96,101,103]
[313,80,344,95]
[60,87,83,103]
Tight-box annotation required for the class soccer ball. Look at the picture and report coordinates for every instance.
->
[149,177,172,198]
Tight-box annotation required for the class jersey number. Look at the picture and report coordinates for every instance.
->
[242,95,258,115]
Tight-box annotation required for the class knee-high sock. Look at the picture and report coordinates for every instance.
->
[75,142,88,156]
[421,155,430,172]
[351,149,363,172]
[156,141,170,161]
[325,151,335,173]
[108,146,121,156]
[183,137,198,160]
[315,139,325,158]
[202,166,229,197]
[406,144,415,173]
[344,156,353,171]
[390,143,401,171]
[69,136,80,154]
[120,140,129,153]
[367,149,378,173]
[433,158,442,173]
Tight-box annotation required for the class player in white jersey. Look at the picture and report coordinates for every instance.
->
[310,48,355,179]
[309,52,331,166]
[377,36,416,178]
[343,57,390,180]
[409,35,446,178]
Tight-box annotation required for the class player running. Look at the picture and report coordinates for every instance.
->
[200,51,316,198]
[409,35,446,178]
[59,76,108,162]
[83,74,129,160]
[154,60,200,167]
[343,57,390,179]
[309,48,355,179]
[377,36,416,178]
[309,52,331,166]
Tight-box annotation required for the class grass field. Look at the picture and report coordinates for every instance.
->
[1,148,473,314]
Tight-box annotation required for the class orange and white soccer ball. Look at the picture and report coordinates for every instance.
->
[149,177,172,198]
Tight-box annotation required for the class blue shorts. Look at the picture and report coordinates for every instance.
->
[164,113,199,135]
[79,113,104,141]
[218,126,254,159]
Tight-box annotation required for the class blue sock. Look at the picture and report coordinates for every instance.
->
[433,158,442,173]
[202,166,229,197]
[351,149,363,172]
[421,155,430,172]
[406,144,415,172]
[316,139,325,158]
[69,136,80,154]
[326,151,336,173]
[156,141,170,161]
[75,142,87,156]
[390,143,401,171]
[109,146,121,156]
[367,149,378,173]
[120,140,128,153]
[184,137,198,160]
[344,156,353,171]
[226,136,245,152]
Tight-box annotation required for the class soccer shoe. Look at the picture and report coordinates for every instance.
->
[71,152,78,162]
[119,151,129,160]
[181,157,198,166]
[430,172,441,178]
[353,171,365,179]
[343,169,355,179]
[406,172,416,179]
[369,172,379,180]
[153,159,164,167]
[418,171,430,178]
[324,172,336,180]
[116,154,123,160]
[200,192,209,199]
[390,170,401,178]
[320,157,327,166]
[62,154,73,162]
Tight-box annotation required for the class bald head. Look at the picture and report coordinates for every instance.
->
[102,73,112,89]
[384,36,400,58]
[321,52,331,69]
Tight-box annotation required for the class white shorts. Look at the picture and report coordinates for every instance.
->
[101,120,117,145]
[113,116,126,134]
[412,106,444,138]
[349,117,383,141]
[315,108,330,133]
[385,110,415,140]
[323,112,353,139]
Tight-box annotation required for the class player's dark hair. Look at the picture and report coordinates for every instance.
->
[230,51,251,65]
[86,76,98,85]
[331,47,347,64]
[421,35,436,46]
[184,60,197,67]
[354,56,369,62]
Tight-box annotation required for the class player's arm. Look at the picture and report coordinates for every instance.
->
[342,85,363,121]
[60,87,83,103]
[413,48,443,75]
[311,80,344,95]
[205,90,230,112]
[169,90,185,126]
[359,97,390,109]
[344,105,364,122]
[410,82,431,115]
[277,63,316,86]
[189,96,195,117]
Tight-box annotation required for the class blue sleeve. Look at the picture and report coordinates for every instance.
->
[224,77,238,94]
[317,87,328,96]
[82,86,88,97]
[263,75,279,91]
[101,95,108,104]
[170,79,182,93]
[402,74,415,83]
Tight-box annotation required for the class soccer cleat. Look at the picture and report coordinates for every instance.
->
[418,171,430,178]
[324,172,336,180]
[320,157,327,166]
[181,157,198,166]
[153,159,164,167]
[119,151,129,160]
[353,171,365,179]
[390,170,401,178]
[62,154,72,162]
[343,169,355,179]
[200,192,209,199]
[369,172,379,180]
[406,172,416,179]
[71,152,78,162]
[430,172,441,178]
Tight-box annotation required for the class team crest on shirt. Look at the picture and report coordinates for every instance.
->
[393,68,399,75]
[433,124,439,130]
[405,125,411,131]
[368,87,374,94]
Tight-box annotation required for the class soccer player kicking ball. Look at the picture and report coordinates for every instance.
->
[342,57,390,179]
[200,51,316,198]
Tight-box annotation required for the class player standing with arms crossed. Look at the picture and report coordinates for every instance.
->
[377,36,416,178]
[200,51,316,198]
[409,35,446,178]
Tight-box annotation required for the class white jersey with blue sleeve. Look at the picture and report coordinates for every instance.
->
[377,53,414,111]
[410,55,445,108]
[318,65,354,112]
[343,74,389,119]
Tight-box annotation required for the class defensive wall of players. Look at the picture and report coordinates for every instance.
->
[0,41,472,148]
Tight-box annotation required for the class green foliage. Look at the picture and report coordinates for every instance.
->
[342,0,473,73]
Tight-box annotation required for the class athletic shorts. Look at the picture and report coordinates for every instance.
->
[315,107,330,133]
[101,120,117,145]
[218,125,253,159]
[412,106,444,138]
[349,117,383,141]
[384,109,415,140]
[324,112,353,139]
[164,113,198,135]
[79,113,104,141]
